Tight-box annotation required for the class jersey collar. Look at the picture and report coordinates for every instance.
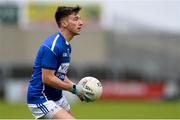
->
[58,32,70,45]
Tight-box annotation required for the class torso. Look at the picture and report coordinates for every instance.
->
[27,32,71,104]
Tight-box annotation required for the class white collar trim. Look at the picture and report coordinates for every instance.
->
[65,40,69,45]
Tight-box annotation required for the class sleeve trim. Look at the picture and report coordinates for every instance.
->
[41,66,56,70]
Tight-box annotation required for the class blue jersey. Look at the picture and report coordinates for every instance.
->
[27,32,71,104]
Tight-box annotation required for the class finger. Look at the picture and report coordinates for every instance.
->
[84,95,92,102]
[84,89,94,96]
[78,94,86,101]
[80,96,84,101]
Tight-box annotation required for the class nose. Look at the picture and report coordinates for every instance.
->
[79,20,83,26]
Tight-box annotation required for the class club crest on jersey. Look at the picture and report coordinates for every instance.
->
[63,49,70,57]
[63,52,68,57]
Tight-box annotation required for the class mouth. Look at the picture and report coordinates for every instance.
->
[77,27,82,31]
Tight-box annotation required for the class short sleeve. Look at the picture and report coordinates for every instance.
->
[41,45,58,70]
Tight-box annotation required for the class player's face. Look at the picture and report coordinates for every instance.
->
[66,12,83,35]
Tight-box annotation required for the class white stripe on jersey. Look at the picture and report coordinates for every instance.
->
[51,34,60,52]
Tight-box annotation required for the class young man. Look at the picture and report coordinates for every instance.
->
[27,6,91,119]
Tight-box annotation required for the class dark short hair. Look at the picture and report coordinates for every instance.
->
[55,5,81,27]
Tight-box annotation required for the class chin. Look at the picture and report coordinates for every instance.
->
[73,32,80,36]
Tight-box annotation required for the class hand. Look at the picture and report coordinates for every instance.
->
[80,94,92,102]
[70,84,93,102]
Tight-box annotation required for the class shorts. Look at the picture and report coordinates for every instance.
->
[27,95,70,119]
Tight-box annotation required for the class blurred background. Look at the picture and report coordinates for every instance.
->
[0,0,180,119]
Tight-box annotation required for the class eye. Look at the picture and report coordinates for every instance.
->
[73,17,79,21]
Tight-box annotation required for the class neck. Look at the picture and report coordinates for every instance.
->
[59,28,73,42]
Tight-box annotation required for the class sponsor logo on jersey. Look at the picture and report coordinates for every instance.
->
[57,63,69,74]
[56,63,69,80]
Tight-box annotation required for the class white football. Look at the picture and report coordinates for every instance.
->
[78,76,103,102]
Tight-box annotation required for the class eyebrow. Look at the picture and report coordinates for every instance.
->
[74,16,80,19]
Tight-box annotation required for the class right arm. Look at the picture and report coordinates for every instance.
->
[42,68,90,99]
[42,68,73,91]
[42,68,92,102]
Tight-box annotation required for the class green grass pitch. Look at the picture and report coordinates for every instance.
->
[0,100,179,119]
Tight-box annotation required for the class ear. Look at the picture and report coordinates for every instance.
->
[61,20,68,27]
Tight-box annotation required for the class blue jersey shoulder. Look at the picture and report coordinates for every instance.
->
[42,32,63,56]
